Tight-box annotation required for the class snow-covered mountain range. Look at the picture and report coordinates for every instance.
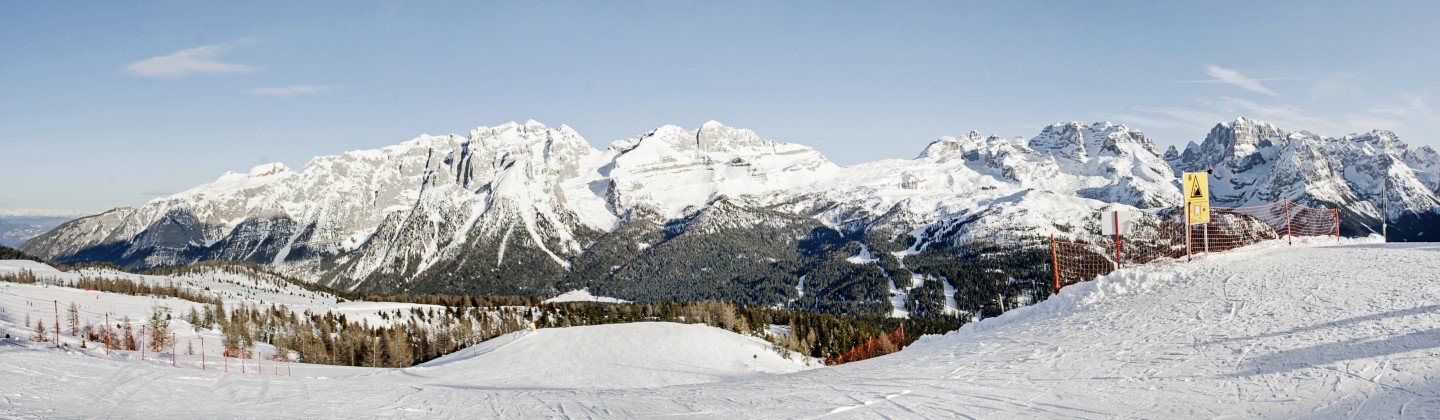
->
[23,118,1440,314]
[1165,117,1440,240]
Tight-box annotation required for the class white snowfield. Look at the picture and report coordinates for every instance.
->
[4,238,1440,418]
[414,323,815,390]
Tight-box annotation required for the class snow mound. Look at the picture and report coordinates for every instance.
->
[542,288,631,304]
[410,322,815,389]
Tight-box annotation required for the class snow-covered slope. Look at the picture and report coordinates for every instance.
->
[7,238,1440,417]
[0,260,444,329]
[413,322,814,389]
[543,288,631,304]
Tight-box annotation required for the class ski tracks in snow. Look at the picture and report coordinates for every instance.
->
[8,242,1440,418]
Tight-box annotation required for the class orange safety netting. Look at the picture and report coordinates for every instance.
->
[823,324,906,366]
[1051,200,1338,292]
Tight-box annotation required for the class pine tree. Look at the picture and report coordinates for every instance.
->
[67,302,79,336]
[187,307,201,331]
[34,319,48,342]
[148,305,172,352]
[122,321,136,351]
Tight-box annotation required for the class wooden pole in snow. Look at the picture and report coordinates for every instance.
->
[52,301,60,348]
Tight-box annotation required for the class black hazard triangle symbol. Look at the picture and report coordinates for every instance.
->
[1189,176,1205,199]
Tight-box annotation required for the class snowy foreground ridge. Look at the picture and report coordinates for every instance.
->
[5,238,1440,418]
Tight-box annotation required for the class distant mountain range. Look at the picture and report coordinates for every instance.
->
[1166,117,1440,240]
[0,216,76,248]
[22,118,1440,317]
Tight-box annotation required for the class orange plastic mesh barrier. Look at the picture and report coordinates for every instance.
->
[824,324,906,366]
[1051,200,1338,292]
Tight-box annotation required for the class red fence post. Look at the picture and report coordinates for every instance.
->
[1285,198,1293,246]
[1185,203,1192,262]
[1334,208,1340,241]
[1050,234,1060,294]
[1114,210,1122,269]
[201,337,206,370]
[140,325,145,360]
[104,313,110,355]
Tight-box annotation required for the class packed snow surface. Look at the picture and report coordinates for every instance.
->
[5,238,1440,418]
[415,322,813,389]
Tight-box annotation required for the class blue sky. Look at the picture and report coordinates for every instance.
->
[2,1,1437,214]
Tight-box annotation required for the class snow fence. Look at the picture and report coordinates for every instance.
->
[1050,199,1338,292]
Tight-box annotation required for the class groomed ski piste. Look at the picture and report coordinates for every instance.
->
[4,237,1440,418]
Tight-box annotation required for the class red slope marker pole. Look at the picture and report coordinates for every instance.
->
[1285,199,1293,246]
[1114,210,1122,270]
[1185,203,1192,262]
[1050,233,1060,294]
[1334,208,1340,241]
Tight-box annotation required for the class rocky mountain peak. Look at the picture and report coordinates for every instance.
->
[1027,122,1159,161]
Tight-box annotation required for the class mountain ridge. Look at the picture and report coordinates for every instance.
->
[23,117,1440,316]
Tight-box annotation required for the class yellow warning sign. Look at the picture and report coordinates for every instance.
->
[1183,172,1210,224]
[1184,172,1209,203]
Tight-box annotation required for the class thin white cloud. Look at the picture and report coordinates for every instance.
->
[1343,93,1440,133]
[1308,72,1362,100]
[1134,106,1231,128]
[123,41,262,78]
[245,85,346,97]
[1209,97,1342,133]
[1367,94,1435,122]
[1186,65,1283,98]
[1096,113,1191,131]
[1340,113,1404,133]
